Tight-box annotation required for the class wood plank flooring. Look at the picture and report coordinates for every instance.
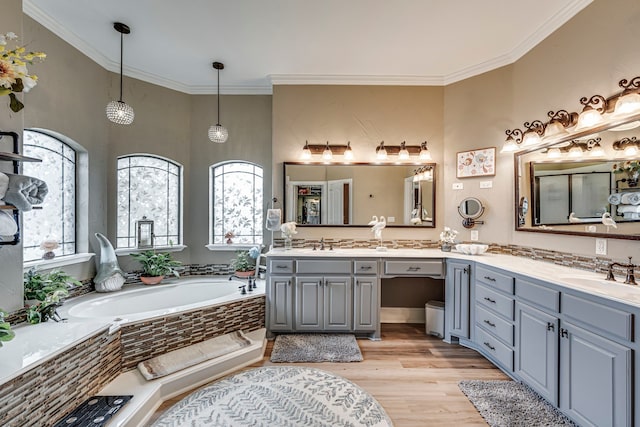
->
[147,324,509,426]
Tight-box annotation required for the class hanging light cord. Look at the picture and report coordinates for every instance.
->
[119,30,124,102]
[216,66,221,125]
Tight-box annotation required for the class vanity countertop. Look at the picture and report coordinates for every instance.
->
[267,248,640,308]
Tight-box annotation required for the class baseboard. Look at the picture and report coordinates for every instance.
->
[380,307,425,323]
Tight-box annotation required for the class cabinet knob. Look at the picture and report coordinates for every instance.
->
[483,342,495,351]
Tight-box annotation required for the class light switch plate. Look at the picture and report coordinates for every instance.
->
[452,183,463,190]
[595,238,607,255]
[470,230,479,241]
[387,216,395,223]
[480,181,493,189]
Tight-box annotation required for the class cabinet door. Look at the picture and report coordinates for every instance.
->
[560,322,631,427]
[295,276,323,330]
[354,276,378,331]
[268,276,293,331]
[515,302,559,405]
[324,276,352,331]
[445,261,470,339]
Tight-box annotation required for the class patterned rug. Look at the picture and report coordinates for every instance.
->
[270,334,363,362]
[152,366,393,427]
[459,380,577,427]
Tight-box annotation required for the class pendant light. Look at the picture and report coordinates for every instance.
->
[106,22,134,125]
[208,61,228,143]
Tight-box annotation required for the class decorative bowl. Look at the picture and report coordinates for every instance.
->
[455,244,489,255]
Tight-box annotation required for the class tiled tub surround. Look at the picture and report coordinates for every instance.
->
[0,278,265,427]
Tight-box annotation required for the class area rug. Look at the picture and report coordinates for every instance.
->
[459,380,577,427]
[270,333,363,362]
[151,366,393,427]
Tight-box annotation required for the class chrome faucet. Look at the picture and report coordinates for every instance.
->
[606,257,637,285]
[320,237,325,250]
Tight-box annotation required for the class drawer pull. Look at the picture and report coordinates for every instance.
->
[484,276,496,282]
[483,342,495,351]
[360,266,372,270]
[407,266,421,272]
[560,328,569,338]
[483,319,496,327]
[276,265,288,269]
[547,322,555,332]
[483,297,496,304]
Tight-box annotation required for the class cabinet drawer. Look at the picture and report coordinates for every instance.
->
[476,265,514,294]
[354,260,378,275]
[384,259,443,277]
[475,326,514,371]
[562,293,633,342]
[269,259,293,274]
[476,305,514,346]
[296,260,352,274]
[515,278,559,312]
[476,284,515,320]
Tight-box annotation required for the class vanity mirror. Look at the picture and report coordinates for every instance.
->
[283,162,436,227]
[458,197,485,229]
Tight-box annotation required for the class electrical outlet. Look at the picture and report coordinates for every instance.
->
[452,183,463,190]
[387,216,395,223]
[479,181,493,189]
[595,238,607,255]
[470,230,479,241]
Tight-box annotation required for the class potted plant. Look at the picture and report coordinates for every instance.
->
[131,250,182,285]
[23,268,80,324]
[0,310,15,347]
[231,246,261,277]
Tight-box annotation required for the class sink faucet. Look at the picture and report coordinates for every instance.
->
[320,238,325,250]
[606,257,637,285]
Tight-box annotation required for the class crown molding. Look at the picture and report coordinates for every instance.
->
[269,74,445,86]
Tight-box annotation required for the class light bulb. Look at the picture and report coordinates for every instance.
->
[575,107,603,131]
[501,139,518,153]
[547,147,562,158]
[343,142,354,161]
[398,147,410,161]
[300,141,312,161]
[376,142,387,161]
[568,145,583,158]
[522,131,542,146]
[322,142,333,161]
[543,121,568,139]
[614,92,640,115]
[623,144,639,156]
[589,143,605,157]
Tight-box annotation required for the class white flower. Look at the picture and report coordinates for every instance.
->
[280,221,297,238]
[21,75,37,92]
[439,226,458,244]
[5,32,18,40]
[0,60,17,89]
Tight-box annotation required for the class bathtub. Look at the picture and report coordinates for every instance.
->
[64,277,263,324]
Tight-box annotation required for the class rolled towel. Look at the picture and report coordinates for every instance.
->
[0,210,18,236]
[623,212,640,220]
[620,192,640,205]
[1,173,48,211]
[0,172,8,200]
[617,205,640,213]
[608,193,622,205]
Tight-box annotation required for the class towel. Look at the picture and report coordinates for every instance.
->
[137,330,253,380]
[265,208,282,231]
[623,212,640,219]
[617,205,640,213]
[608,193,622,205]
[0,172,8,200]
[620,192,640,205]
[1,173,48,211]
[0,210,17,236]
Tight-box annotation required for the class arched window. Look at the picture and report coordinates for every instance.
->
[22,130,78,261]
[116,155,183,249]
[210,161,263,245]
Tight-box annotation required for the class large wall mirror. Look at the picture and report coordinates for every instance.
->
[515,112,640,240]
[284,162,436,227]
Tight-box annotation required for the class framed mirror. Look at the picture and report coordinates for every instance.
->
[284,162,436,227]
[515,112,640,240]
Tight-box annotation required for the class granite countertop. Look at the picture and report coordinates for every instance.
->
[267,248,640,308]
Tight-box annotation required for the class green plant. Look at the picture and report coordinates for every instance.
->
[131,250,182,277]
[0,309,15,347]
[230,246,261,272]
[23,268,79,324]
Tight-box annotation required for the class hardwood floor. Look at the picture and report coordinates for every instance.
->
[147,324,509,426]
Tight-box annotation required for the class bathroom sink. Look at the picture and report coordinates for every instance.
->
[556,275,611,288]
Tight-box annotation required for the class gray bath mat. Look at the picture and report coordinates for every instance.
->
[459,380,577,427]
[270,334,363,362]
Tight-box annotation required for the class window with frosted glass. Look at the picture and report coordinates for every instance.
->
[22,130,76,261]
[117,155,182,248]
[211,162,263,245]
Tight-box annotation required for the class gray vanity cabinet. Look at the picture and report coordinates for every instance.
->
[295,275,352,331]
[354,260,379,331]
[267,273,294,332]
[445,260,471,340]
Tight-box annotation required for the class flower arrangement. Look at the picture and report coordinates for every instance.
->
[225,231,235,244]
[439,226,458,244]
[612,160,640,174]
[231,246,261,273]
[280,221,297,239]
[0,32,46,112]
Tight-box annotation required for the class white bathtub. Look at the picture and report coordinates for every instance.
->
[64,277,263,323]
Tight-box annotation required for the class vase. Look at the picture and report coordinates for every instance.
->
[626,170,639,187]
[441,243,452,252]
[235,270,255,278]
[42,251,55,260]
[284,236,293,250]
[140,275,163,285]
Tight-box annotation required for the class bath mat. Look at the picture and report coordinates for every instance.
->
[270,333,363,362]
[152,366,392,427]
[459,380,577,427]
[138,330,252,380]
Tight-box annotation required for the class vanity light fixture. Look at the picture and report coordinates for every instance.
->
[545,137,603,159]
[502,76,640,153]
[376,141,388,161]
[413,165,434,181]
[298,141,354,162]
[106,22,135,125]
[322,141,333,161]
[613,136,640,156]
[343,141,354,161]
[419,141,432,161]
[300,141,312,161]
[589,138,605,157]
[208,61,228,143]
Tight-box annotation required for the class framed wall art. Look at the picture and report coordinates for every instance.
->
[456,147,496,178]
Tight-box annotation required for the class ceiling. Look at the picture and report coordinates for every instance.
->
[24,0,592,95]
